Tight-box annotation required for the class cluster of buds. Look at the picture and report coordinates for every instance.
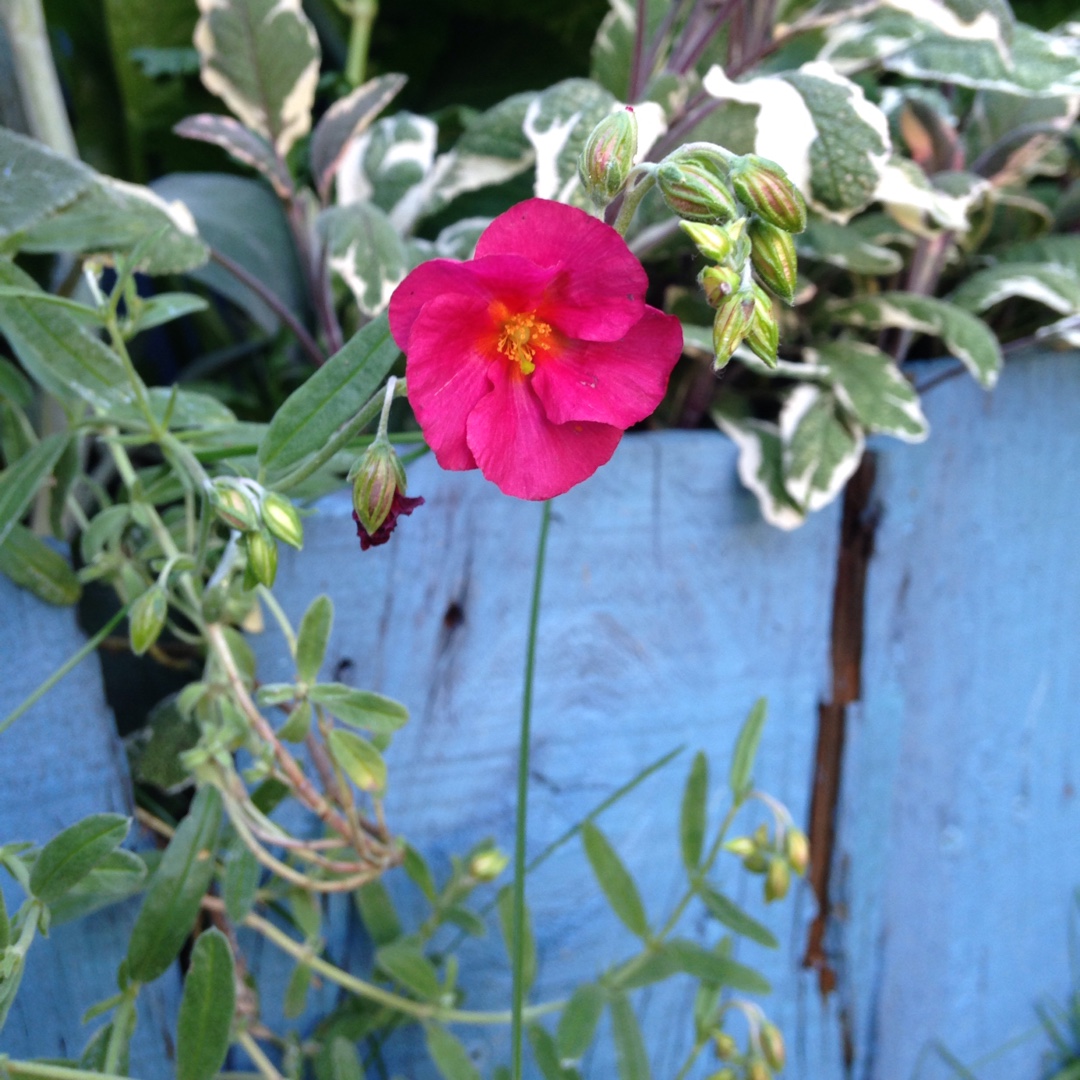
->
[724,820,809,905]
[210,478,304,590]
[706,1004,787,1079]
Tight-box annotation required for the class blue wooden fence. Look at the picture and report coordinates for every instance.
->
[2,347,1079,1079]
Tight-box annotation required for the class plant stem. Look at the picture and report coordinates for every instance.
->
[0,1062,132,1080]
[236,1031,285,1080]
[612,167,658,236]
[344,0,378,88]
[510,498,554,1080]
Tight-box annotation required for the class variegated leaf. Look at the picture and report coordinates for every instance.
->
[779,384,865,513]
[590,0,671,98]
[808,341,929,442]
[194,0,319,155]
[319,204,409,317]
[174,113,293,198]
[832,291,1002,388]
[994,235,1080,279]
[950,262,1080,316]
[875,158,988,234]
[310,73,408,201]
[800,219,904,274]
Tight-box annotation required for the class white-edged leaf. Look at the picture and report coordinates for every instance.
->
[194,0,319,155]
[319,203,409,317]
[809,340,929,443]
[589,0,669,98]
[800,218,904,274]
[174,113,293,198]
[874,157,988,235]
[832,291,1002,388]
[952,262,1080,316]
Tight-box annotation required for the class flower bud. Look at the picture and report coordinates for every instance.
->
[352,441,407,537]
[469,847,510,882]
[668,144,732,178]
[753,823,770,847]
[785,828,810,876]
[711,289,755,370]
[742,850,769,874]
[245,528,278,588]
[747,1059,772,1080]
[745,285,779,368]
[699,265,741,307]
[578,106,638,206]
[657,160,739,223]
[729,154,807,233]
[723,836,756,858]
[764,858,790,902]
[130,585,167,656]
[681,220,736,263]
[760,1023,786,1071]
[211,481,260,533]
[261,491,304,550]
[706,1071,738,1080]
[713,1032,738,1060]
[749,218,799,304]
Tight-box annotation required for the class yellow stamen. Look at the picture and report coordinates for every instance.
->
[497,312,552,376]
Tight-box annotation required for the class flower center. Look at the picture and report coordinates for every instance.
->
[497,311,552,376]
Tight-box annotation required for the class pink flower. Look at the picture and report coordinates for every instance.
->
[388,198,683,500]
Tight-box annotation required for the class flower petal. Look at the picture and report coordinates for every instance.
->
[465,361,622,500]
[405,294,498,471]
[389,254,559,350]
[532,307,684,428]
[475,198,648,341]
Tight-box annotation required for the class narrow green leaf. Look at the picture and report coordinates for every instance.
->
[699,886,778,949]
[30,813,129,905]
[318,1036,366,1080]
[610,944,682,991]
[0,950,26,1033]
[309,683,408,735]
[327,728,387,794]
[609,992,651,1080]
[729,698,767,804]
[177,928,236,1080]
[679,752,708,873]
[402,844,438,902]
[556,983,606,1062]
[528,1023,568,1080]
[223,847,260,923]
[258,314,399,479]
[0,434,67,551]
[581,823,649,940]
[284,960,312,1018]
[0,357,32,408]
[129,292,209,334]
[49,850,146,924]
[0,523,81,606]
[354,880,401,947]
[0,889,9,949]
[376,941,442,1001]
[296,594,333,683]
[425,1024,481,1080]
[443,906,486,937]
[288,887,321,940]
[496,885,536,995]
[127,785,223,983]
[667,938,771,995]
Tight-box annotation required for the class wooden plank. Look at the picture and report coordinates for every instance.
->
[255,431,846,1077]
[840,349,1080,1079]
[0,580,178,1077]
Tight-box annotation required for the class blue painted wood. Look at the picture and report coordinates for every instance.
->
[0,580,179,1077]
[840,348,1080,1080]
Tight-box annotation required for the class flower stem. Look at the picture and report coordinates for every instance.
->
[510,498,554,1080]
[344,0,378,87]
[612,167,657,237]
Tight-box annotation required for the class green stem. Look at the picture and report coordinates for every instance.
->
[236,1031,285,1080]
[0,1061,133,1080]
[672,1039,708,1080]
[344,0,378,87]
[612,167,658,236]
[101,983,139,1075]
[510,498,554,1080]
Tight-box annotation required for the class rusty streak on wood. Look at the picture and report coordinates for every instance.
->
[804,452,878,1006]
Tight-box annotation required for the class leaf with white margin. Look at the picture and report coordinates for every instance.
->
[703,62,890,219]
[711,410,806,530]
[993,235,1080,280]
[319,203,409,317]
[194,0,319,155]
[590,0,671,98]
[876,158,989,235]
[780,384,866,513]
[950,262,1080,317]
[832,292,1001,388]
[174,113,293,198]
[809,340,929,442]
[1035,314,1080,349]
[800,219,904,275]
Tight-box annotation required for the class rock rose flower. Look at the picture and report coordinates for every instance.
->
[388,198,683,500]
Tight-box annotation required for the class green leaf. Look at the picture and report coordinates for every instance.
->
[0,127,94,240]
[193,0,319,155]
[950,262,1080,317]
[402,843,437,902]
[319,203,409,317]
[0,949,26,1033]
[581,823,649,940]
[443,906,486,937]
[129,293,209,335]
[832,292,1002,389]
[223,846,260,923]
[309,683,408,735]
[296,594,333,684]
[0,262,130,410]
[258,314,400,480]
[354,880,401,947]
[556,983,606,1062]
[127,785,223,983]
[0,358,33,408]
[318,1037,366,1080]
[327,728,387,794]
[29,813,129,905]
[48,850,146,924]
[177,929,236,1080]
[0,523,81,606]
[680,751,708,874]
[699,886,778,949]
[800,218,904,275]
[376,941,441,1001]
[284,960,312,1018]
[729,698,767,804]
[425,1025,481,1080]
[610,944,682,991]
[496,885,536,995]
[0,433,68,553]
[665,938,771,995]
[609,992,651,1080]
[528,1023,571,1080]
[0,890,8,950]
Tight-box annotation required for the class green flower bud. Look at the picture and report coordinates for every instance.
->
[747,1058,772,1080]
[742,850,769,874]
[753,823,770,847]
[212,481,260,533]
[681,220,736,263]
[785,828,810,876]
[749,218,799,304]
[668,144,732,178]
[699,265,742,307]
[764,858,790,902]
[745,285,779,368]
[706,1071,738,1080]
[760,1023,786,1071]
[657,160,739,223]
[711,289,755,370]
[261,491,304,550]
[729,154,807,233]
[723,836,756,858]
[352,441,407,536]
[578,106,638,206]
[130,585,168,656]
[713,1032,739,1060]
[245,529,278,588]
[469,847,510,882]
